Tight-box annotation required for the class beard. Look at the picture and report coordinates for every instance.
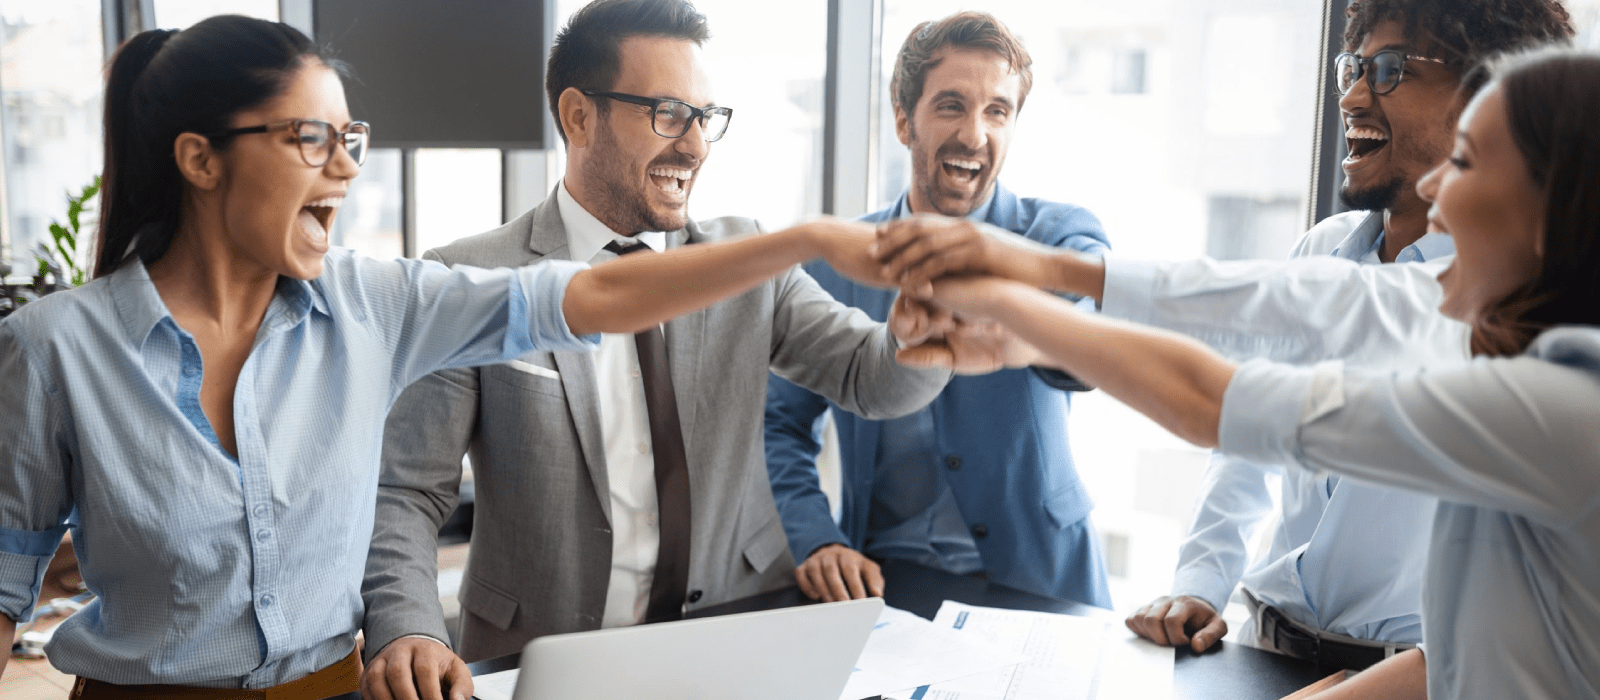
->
[910,126,992,218]
[581,122,691,233]
[1339,175,1407,213]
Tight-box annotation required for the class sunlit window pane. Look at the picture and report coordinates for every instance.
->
[0,1,103,277]
[413,149,502,256]
[332,147,403,260]
[878,0,1323,609]
[151,0,278,30]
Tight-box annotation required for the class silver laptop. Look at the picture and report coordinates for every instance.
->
[511,597,884,700]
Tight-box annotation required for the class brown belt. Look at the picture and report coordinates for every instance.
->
[70,648,360,700]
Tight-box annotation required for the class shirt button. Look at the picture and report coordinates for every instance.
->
[688,590,703,604]
[253,504,269,518]
[256,529,272,542]
[645,513,657,527]
[945,455,962,470]
[631,368,642,378]
[638,443,650,455]
[260,594,275,608]
[183,366,199,377]
[971,523,989,539]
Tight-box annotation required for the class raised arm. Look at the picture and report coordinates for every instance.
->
[872,215,1107,300]
[564,218,888,336]
[902,276,1235,448]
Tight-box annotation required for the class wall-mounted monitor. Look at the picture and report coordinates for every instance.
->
[314,0,547,149]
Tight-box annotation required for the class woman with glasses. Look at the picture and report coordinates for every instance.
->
[0,14,895,698]
[880,48,1600,699]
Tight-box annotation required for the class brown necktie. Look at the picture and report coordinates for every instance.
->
[604,239,692,623]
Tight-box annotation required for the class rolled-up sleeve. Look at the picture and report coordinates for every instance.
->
[333,253,600,390]
[1218,358,1328,467]
[1219,346,1600,528]
[0,323,73,622]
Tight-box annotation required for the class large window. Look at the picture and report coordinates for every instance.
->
[873,0,1600,612]
[0,1,104,277]
[876,0,1325,608]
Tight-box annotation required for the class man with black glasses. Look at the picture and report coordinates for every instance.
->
[355,0,974,695]
[1124,0,1574,674]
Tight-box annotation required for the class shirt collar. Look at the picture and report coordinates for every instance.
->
[891,184,1001,224]
[109,258,173,349]
[1331,211,1456,263]
[558,180,669,262]
[108,256,328,350]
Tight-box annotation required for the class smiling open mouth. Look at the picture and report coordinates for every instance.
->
[300,197,342,241]
[1344,125,1390,164]
[648,167,692,195]
[942,158,983,185]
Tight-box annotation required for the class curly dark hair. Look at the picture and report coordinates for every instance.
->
[1343,0,1574,68]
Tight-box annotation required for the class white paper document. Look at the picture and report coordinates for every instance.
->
[471,667,519,700]
[838,605,1028,700]
[880,601,1174,700]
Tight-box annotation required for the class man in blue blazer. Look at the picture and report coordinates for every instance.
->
[764,10,1112,606]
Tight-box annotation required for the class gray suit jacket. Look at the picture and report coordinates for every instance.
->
[361,190,949,662]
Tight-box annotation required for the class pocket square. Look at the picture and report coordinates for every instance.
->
[507,359,561,380]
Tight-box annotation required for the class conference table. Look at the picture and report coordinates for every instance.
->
[467,559,1331,699]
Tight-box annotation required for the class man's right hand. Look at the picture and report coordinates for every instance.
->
[1125,595,1228,653]
[796,544,884,602]
[872,215,1056,295]
[361,636,473,700]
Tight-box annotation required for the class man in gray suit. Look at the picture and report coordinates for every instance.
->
[359,0,960,696]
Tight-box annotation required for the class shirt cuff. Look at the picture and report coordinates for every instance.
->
[0,524,69,622]
[390,634,452,652]
[512,259,600,353]
[1218,359,1328,467]
[1098,255,1161,324]
[1171,566,1238,614]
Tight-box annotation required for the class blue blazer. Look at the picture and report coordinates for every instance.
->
[764,184,1112,604]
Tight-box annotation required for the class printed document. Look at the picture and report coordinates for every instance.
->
[880,601,1173,700]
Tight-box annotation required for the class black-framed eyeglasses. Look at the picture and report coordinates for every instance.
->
[209,119,370,167]
[1335,50,1449,96]
[581,90,733,142]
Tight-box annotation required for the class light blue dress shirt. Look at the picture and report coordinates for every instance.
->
[0,248,594,688]
[1142,211,1460,641]
[1220,326,1600,700]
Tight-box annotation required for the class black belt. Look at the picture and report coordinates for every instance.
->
[1257,602,1404,671]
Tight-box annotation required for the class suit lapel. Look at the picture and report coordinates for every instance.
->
[663,225,705,456]
[525,192,613,525]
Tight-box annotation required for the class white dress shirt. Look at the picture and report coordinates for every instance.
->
[1220,326,1600,699]
[556,182,670,628]
[1102,210,1469,641]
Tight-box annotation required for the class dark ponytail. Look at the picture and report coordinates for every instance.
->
[94,15,345,279]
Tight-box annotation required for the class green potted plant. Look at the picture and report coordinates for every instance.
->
[1,175,99,319]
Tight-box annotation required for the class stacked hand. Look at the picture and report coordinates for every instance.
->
[870,215,1056,372]
[890,292,1045,373]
